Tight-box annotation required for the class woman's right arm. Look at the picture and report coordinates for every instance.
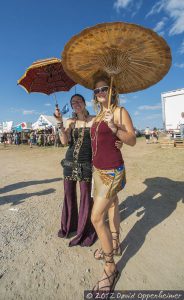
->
[58,119,73,146]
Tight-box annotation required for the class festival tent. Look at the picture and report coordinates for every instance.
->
[2,121,14,132]
[32,115,67,130]
[13,122,32,132]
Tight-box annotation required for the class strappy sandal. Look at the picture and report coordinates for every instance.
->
[93,248,104,260]
[94,231,122,260]
[111,231,122,256]
[92,250,120,295]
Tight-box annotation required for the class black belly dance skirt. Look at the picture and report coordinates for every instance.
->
[61,159,92,182]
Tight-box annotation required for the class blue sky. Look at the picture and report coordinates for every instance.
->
[0,0,184,129]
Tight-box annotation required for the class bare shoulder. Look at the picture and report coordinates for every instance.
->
[66,118,75,128]
[115,106,130,116]
[88,115,96,121]
[114,106,122,114]
[66,117,75,123]
[114,106,133,127]
[114,106,125,122]
[86,115,96,127]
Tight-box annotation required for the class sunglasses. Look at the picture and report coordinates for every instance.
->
[94,86,109,95]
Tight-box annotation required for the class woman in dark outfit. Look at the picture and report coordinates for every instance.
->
[55,94,97,247]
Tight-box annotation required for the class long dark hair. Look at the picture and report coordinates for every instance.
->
[70,94,89,118]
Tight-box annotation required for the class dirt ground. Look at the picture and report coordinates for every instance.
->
[0,137,184,300]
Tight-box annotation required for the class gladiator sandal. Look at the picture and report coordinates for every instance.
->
[93,248,104,260]
[94,231,122,260]
[92,250,120,294]
[111,231,122,256]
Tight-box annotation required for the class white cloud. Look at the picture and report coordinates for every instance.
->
[134,111,140,116]
[138,104,162,111]
[146,1,166,18]
[147,0,184,36]
[131,0,143,17]
[114,0,142,16]
[114,0,132,11]
[153,17,168,33]
[23,110,38,115]
[169,12,184,35]
[119,96,127,105]
[145,114,162,120]
[10,107,22,113]
[174,63,184,68]
[179,40,184,54]
[45,103,51,106]
[10,107,40,115]
[158,31,165,36]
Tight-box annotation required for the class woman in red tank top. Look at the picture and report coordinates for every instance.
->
[90,73,136,292]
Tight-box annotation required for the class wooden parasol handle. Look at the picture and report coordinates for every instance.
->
[108,76,113,109]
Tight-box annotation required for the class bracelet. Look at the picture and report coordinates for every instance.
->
[57,122,63,129]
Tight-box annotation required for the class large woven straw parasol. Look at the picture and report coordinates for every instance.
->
[62,22,172,97]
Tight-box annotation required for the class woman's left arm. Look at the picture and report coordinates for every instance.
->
[116,108,136,146]
[104,108,136,146]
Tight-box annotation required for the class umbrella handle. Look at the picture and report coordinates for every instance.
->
[108,76,113,110]
[53,93,58,105]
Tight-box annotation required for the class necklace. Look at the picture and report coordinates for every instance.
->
[90,106,117,157]
[72,119,86,144]
[90,112,105,157]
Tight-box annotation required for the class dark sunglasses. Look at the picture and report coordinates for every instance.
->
[94,86,109,95]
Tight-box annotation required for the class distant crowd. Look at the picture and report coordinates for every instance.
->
[0,129,62,147]
[1,126,183,148]
[144,127,159,144]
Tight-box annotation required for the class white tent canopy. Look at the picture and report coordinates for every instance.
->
[32,115,67,130]
[2,121,13,133]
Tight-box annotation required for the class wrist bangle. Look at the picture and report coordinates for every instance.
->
[57,122,63,129]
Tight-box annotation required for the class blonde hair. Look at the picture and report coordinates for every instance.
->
[92,72,119,113]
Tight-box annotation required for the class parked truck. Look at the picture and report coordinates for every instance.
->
[161,88,184,131]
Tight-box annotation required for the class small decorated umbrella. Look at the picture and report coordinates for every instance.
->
[18,57,76,95]
[62,22,172,108]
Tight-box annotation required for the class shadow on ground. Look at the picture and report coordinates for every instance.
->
[0,178,62,195]
[117,177,184,273]
[0,188,56,206]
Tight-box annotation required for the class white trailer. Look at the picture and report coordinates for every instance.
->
[161,88,184,131]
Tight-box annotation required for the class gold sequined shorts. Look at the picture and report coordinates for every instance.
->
[92,165,126,199]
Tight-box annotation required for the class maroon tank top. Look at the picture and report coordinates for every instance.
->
[91,121,123,169]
